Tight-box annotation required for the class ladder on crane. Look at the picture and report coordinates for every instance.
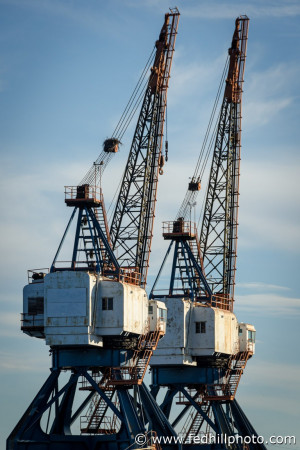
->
[106,325,163,386]
[204,351,250,401]
[182,402,211,442]
[80,388,119,435]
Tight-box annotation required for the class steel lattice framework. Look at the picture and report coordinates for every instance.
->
[200,17,248,298]
[110,9,179,287]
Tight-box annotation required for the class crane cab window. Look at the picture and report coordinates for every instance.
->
[248,330,256,343]
[195,321,206,334]
[102,297,113,311]
[158,308,167,321]
[28,297,44,315]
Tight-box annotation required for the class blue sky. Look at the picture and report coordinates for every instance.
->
[0,0,299,447]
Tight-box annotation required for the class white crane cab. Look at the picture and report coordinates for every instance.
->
[238,322,256,354]
[22,270,165,348]
[22,277,45,339]
[151,297,256,367]
[148,299,167,334]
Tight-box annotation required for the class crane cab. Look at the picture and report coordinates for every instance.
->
[21,270,166,348]
[22,278,45,339]
[151,298,256,367]
[148,299,167,334]
[238,323,256,355]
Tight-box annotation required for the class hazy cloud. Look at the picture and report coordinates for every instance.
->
[0,349,49,372]
[239,158,300,252]
[125,0,300,19]
[181,1,300,19]
[237,282,291,291]
[244,63,300,128]
[237,293,300,316]
[0,0,117,36]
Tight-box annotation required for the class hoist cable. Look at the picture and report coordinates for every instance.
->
[176,56,229,220]
[79,47,155,186]
[113,47,155,139]
[193,56,229,179]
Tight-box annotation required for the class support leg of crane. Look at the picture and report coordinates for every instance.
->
[211,402,240,449]
[171,404,192,429]
[160,387,178,419]
[178,387,218,433]
[139,383,181,447]
[117,388,145,443]
[50,371,79,434]
[230,400,267,449]
[7,369,60,446]
[171,391,200,429]
[81,370,122,421]
[70,390,95,426]
[150,384,160,400]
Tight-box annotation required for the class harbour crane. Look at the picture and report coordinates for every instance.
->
[8,8,179,450]
[147,16,265,449]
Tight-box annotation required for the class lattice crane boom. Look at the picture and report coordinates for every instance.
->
[109,9,180,287]
[200,16,249,298]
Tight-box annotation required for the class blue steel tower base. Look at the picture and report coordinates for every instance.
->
[6,348,166,450]
[7,351,267,450]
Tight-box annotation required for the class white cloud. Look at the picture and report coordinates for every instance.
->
[0,349,49,372]
[237,293,300,316]
[237,282,291,291]
[245,97,292,127]
[239,158,300,252]
[0,311,22,337]
[238,361,300,422]
[125,0,300,19]
[0,0,116,36]
[181,1,300,19]
[169,52,226,107]
[245,360,300,389]
[244,63,300,128]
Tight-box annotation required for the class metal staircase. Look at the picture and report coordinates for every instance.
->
[205,351,250,401]
[107,326,163,386]
[80,388,117,434]
[182,402,211,442]
[80,327,163,435]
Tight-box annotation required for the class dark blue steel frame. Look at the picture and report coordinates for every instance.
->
[50,206,120,275]
[150,238,213,302]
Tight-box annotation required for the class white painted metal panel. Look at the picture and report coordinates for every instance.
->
[238,322,256,354]
[151,297,196,366]
[190,306,215,356]
[95,280,148,336]
[47,288,87,317]
[190,307,239,356]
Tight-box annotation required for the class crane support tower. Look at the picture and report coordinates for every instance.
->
[147,16,265,449]
[8,8,180,450]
